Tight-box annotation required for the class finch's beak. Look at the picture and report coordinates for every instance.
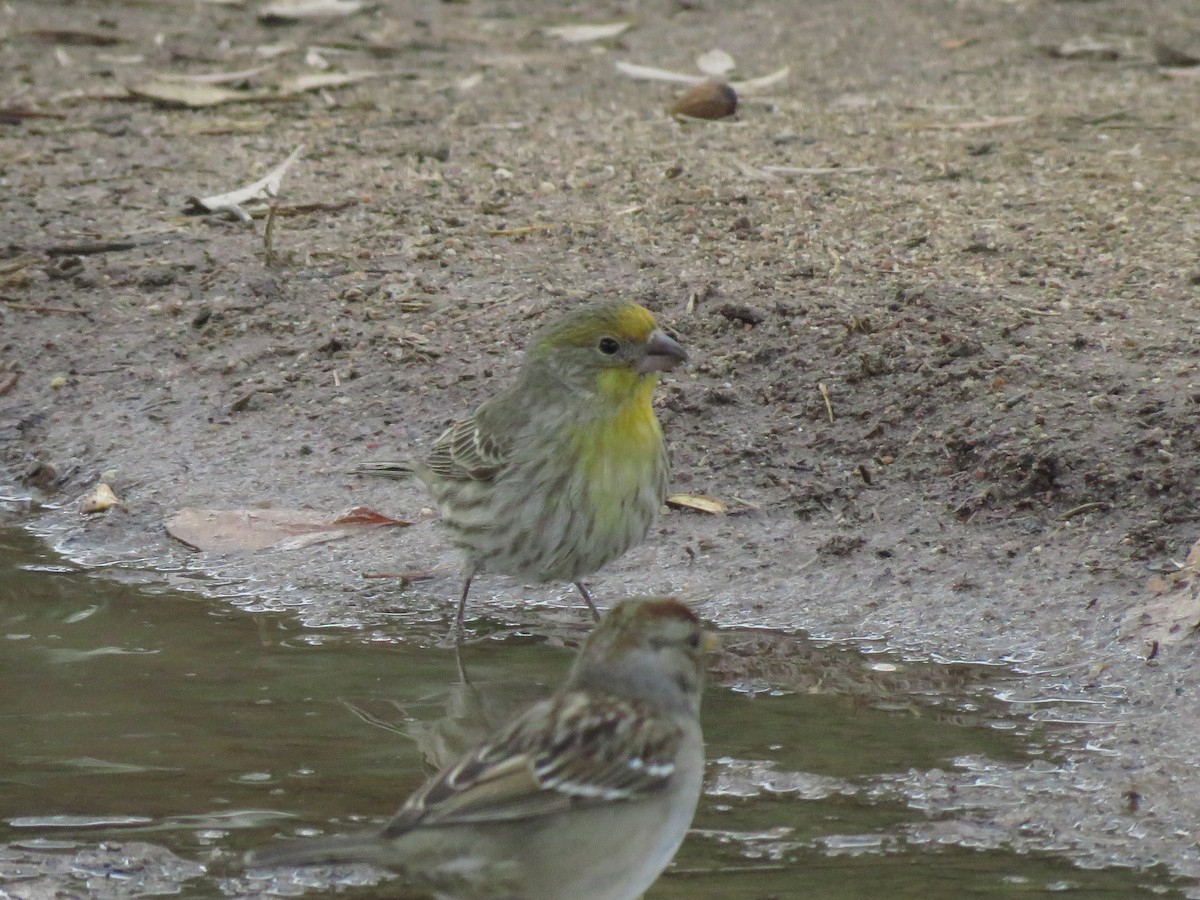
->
[637,330,688,374]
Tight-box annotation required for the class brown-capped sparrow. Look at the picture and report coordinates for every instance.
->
[246,596,711,900]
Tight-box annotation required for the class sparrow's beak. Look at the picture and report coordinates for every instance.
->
[637,330,688,374]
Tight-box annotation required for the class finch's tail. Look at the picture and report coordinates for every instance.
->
[351,460,418,480]
[245,831,386,869]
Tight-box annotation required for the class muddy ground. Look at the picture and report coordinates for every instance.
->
[2,0,1200,892]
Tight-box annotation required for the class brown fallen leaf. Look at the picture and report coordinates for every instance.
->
[1154,39,1200,68]
[21,29,123,46]
[666,493,728,515]
[165,505,409,552]
[331,506,406,527]
[0,107,68,123]
[1119,536,1200,651]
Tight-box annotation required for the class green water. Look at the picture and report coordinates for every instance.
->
[0,526,1181,898]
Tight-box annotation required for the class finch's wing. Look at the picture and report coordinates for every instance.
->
[381,691,682,836]
[424,412,510,482]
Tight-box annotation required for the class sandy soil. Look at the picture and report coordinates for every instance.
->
[3,0,1200,892]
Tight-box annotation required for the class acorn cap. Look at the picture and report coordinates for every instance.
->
[670,80,737,120]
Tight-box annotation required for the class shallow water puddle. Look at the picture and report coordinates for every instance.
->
[0,527,1181,898]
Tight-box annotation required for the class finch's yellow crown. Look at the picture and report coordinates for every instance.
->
[536,301,657,352]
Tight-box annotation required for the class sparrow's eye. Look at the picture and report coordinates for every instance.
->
[598,337,621,355]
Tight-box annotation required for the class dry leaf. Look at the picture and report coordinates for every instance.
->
[1146,575,1174,594]
[730,159,782,181]
[259,0,364,24]
[1039,36,1120,61]
[184,145,303,219]
[918,115,1028,131]
[96,53,145,66]
[457,72,484,93]
[1153,39,1200,68]
[80,483,121,514]
[761,165,874,176]
[21,29,123,46]
[1120,588,1200,650]
[666,493,728,515]
[613,60,705,85]
[165,505,409,552]
[0,108,66,123]
[695,48,735,76]
[1119,537,1200,651]
[615,59,787,94]
[255,41,297,59]
[152,66,270,85]
[729,65,790,94]
[275,71,375,93]
[330,507,407,527]
[543,22,630,43]
[127,80,255,108]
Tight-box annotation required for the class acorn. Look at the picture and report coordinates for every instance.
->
[670,80,737,120]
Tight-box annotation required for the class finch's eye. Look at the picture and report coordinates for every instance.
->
[598,337,621,355]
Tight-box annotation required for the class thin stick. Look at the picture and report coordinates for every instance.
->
[1058,501,1111,521]
[818,382,834,423]
[1,299,88,315]
[263,200,278,265]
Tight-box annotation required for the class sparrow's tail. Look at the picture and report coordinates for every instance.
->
[245,831,386,869]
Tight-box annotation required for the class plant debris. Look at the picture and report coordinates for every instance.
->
[542,22,630,44]
[666,493,728,515]
[184,145,303,220]
[1038,36,1120,61]
[1120,537,1200,652]
[1153,39,1200,68]
[258,0,365,24]
[165,505,409,552]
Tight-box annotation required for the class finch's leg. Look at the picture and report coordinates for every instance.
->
[456,576,473,625]
[574,582,601,621]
